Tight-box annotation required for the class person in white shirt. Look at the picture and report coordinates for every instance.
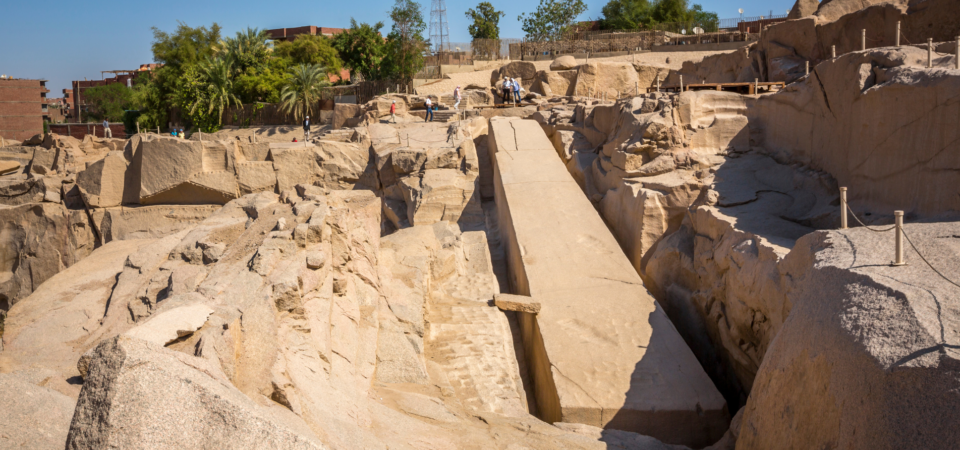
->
[424,97,434,122]
[453,86,462,110]
[502,78,511,103]
[102,119,112,138]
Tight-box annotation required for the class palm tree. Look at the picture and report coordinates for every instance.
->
[218,27,271,74]
[280,64,330,122]
[190,57,241,127]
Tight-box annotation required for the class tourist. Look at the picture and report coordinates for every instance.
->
[390,100,397,123]
[302,116,311,141]
[292,137,298,142]
[513,78,521,104]
[102,119,112,138]
[502,78,511,103]
[453,86,461,110]
[424,96,434,122]
[179,129,185,139]
[170,129,177,137]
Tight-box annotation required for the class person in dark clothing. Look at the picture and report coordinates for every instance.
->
[302,116,311,140]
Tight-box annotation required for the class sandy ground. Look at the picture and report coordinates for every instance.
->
[415,50,734,96]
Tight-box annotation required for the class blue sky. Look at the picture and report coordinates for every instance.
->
[1,0,793,96]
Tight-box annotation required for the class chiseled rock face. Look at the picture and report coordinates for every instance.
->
[642,152,838,401]
[750,47,960,216]
[371,121,482,230]
[47,188,607,449]
[0,202,96,310]
[76,151,127,208]
[0,373,76,450]
[66,336,326,450]
[739,223,960,450]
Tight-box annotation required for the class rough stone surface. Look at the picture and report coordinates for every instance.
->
[0,373,76,449]
[550,55,578,71]
[0,203,96,309]
[66,336,326,449]
[739,223,960,450]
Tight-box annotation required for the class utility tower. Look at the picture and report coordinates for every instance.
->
[429,0,450,55]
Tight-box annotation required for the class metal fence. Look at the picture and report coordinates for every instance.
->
[414,66,441,79]
[718,14,789,31]
[510,30,665,57]
[472,38,523,61]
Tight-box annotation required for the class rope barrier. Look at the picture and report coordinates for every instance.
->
[901,229,960,290]
[845,197,960,289]
[846,204,897,232]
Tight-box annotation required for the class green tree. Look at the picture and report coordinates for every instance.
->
[181,57,241,132]
[518,0,588,41]
[382,0,428,81]
[151,22,222,69]
[465,2,505,39]
[600,0,653,29]
[82,83,135,122]
[140,22,223,130]
[219,27,272,75]
[130,72,167,129]
[333,20,387,81]
[690,4,719,31]
[273,34,343,75]
[234,57,292,103]
[280,64,330,122]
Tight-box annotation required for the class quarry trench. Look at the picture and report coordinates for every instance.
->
[5,19,960,447]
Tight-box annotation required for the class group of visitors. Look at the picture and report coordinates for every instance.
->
[168,128,185,139]
[501,78,522,104]
[421,85,463,123]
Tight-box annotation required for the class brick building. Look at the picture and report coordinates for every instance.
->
[265,26,346,42]
[70,64,159,121]
[0,77,50,141]
[45,97,68,123]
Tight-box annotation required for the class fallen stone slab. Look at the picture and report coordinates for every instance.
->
[494,293,541,314]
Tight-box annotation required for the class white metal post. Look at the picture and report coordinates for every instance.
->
[893,210,906,266]
[861,29,866,51]
[831,45,836,58]
[754,78,759,95]
[806,61,810,76]
[840,187,848,229]
[928,38,934,68]
[679,75,683,92]
[895,21,900,47]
